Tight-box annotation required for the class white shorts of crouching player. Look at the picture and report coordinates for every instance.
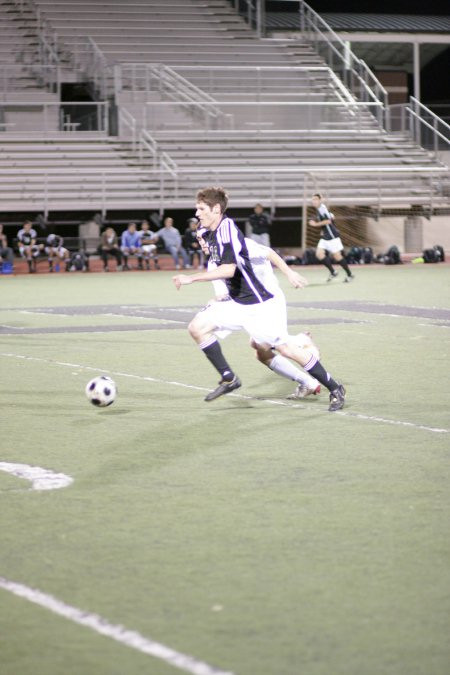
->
[141,243,157,254]
[290,331,320,360]
[203,293,289,347]
[317,237,344,254]
[44,246,69,258]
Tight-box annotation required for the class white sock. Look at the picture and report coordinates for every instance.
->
[269,355,318,388]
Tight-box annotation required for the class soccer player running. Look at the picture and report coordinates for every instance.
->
[308,193,354,282]
[173,187,346,411]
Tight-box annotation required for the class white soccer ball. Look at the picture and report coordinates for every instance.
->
[85,375,117,407]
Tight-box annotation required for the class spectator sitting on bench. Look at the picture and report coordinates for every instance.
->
[138,220,160,270]
[154,217,190,270]
[183,217,204,269]
[120,222,142,270]
[99,226,122,272]
[45,233,70,272]
[0,224,15,271]
[17,220,40,273]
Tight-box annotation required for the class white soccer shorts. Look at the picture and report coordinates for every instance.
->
[142,244,157,254]
[204,294,289,347]
[317,237,344,254]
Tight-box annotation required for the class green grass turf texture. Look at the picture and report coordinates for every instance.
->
[1,264,449,675]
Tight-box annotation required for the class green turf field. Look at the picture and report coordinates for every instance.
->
[1,264,449,675]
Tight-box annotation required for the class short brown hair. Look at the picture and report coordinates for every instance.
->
[196,187,228,213]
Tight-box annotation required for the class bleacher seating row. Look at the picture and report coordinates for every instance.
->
[0,0,448,216]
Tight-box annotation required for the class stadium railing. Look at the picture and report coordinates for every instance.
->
[388,98,450,158]
[231,0,388,123]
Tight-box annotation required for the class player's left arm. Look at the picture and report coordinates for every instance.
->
[266,248,308,289]
[309,206,331,227]
[173,263,236,290]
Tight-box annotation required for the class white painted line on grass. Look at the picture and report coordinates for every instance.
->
[0,462,73,490]
[0,577,234,675]
[1,351,448,435]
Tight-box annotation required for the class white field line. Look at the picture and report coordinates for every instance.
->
[0,462,73,490]
[1,351,448,435]
[0,577,233,675]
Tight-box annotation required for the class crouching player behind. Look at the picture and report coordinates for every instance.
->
[195,225,321,399]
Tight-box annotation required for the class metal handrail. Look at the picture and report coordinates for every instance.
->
[298,0,388,127]
[73,37,112,100]
[118,107,137,150]
[231,0,265,37]
[117,63,231,128]
[387,97,450,159]
[230,0,387,115]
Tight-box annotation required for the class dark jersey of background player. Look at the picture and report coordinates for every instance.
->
[207,215,274,305]
[17,228,37,246]
[46,233,64,248]
[315,203,340,240]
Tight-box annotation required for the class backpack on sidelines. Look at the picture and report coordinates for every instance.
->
[423,245,445,263]
[383,245,401,265]
[433,245,445,262]
[362,247,374,264]
[346,246,362,264]
[302,248,319,265]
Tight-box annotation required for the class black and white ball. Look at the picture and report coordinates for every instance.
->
[85,376,117,407]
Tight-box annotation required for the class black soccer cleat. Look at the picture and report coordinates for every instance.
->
[204,376,242,402]
[328,384,346,412]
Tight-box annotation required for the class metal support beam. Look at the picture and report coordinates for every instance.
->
[413,40,421,101]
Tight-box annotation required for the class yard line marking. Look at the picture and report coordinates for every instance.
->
[1,351,448,435]
[0,463,73,490]
[0,577,234,675]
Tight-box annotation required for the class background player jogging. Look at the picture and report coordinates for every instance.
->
[308,193,354,283]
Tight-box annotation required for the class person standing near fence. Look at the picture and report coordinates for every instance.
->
[247,203,272,247]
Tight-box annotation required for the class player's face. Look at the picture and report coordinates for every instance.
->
[195,201,221,231]
[196,232,210,255]
[311,196,321,208]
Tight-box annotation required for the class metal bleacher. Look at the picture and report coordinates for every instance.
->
[0,0,448,216]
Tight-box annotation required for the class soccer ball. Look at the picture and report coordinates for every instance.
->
[85,375,117,407]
